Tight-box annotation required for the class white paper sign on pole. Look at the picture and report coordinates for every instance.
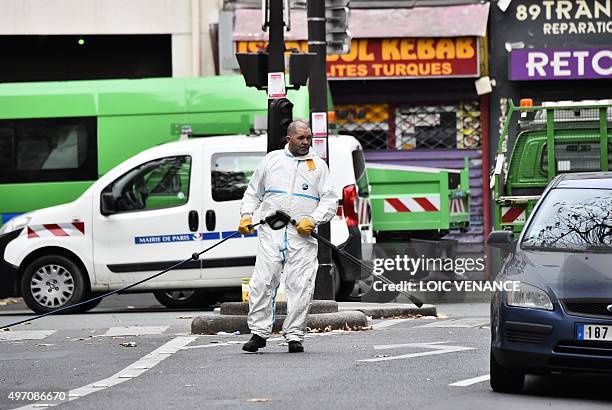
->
[313,137,328,161]
[267,72,286,99]
[311,112,328,137]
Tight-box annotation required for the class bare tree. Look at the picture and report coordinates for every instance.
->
[523,195,612,249]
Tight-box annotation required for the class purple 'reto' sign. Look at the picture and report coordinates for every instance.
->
[510,48,612,80]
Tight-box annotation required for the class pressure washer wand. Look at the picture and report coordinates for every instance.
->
[289,216,424,308]
[1,222,264,329]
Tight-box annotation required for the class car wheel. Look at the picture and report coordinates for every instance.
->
[21,255,87,314]
[490,349,525,393]
[153,290,205,309]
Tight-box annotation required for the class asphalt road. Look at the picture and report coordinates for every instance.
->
[1,299,611,409]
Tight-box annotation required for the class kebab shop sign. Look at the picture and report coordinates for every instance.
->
[235,37,479,79]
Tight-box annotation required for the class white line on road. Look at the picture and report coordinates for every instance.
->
[0,330,56,341]
[15,336,197,410]
[449,374,490,387]
[182,331,344,350]
[415,318,489,328]
[359,341,475,363]
[101,326,170,337]
[372,319,414,330]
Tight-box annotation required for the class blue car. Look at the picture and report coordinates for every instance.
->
[489,172,612,393]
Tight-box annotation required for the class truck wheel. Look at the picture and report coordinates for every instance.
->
[21,255,87,314]
[490,349,525,393]
[153,290,206,309]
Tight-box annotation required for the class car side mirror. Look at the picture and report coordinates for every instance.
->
[100,192,116,216]
[487,230,516,251]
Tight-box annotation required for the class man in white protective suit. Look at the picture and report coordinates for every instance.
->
[238,120,338,353]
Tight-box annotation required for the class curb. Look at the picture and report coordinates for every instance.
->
[338,303,437,319]
[220,300,338,316]
[191,311,367,335]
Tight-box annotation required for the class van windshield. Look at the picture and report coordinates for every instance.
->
[521,188,612,253]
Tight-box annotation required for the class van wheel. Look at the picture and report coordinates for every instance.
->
[490,349,525,393]
[21,255,87,314]
[153,290,205,309]
[71,294,103,313]
[332,265,355,301]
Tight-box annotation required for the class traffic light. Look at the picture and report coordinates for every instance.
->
[326,0,351,55]
[267,98,294,153]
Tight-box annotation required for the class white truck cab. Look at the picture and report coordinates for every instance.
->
[0,134,372,312]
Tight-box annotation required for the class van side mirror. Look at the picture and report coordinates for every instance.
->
[487,230,516,251]
[100,192,116,216]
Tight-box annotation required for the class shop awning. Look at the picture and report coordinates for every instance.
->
[232,3,490,41]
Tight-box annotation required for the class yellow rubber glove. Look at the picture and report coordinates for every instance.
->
[296,217,315,236]
[238,215,254,235]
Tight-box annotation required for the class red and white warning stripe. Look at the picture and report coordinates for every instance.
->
[450,198,467,214]
[384,195,440,213]
[501,207,526,225]
[358,199,371,225]
[27,222,85,238]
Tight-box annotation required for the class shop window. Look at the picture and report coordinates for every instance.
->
[335,100,481,150]
[395,101,481,150]
[335,104,389,150]
[0,117,98,183]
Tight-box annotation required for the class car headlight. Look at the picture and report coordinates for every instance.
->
[0,214,32,235]
[506,282,553,311]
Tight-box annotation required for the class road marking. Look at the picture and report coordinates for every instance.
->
[358,341,475,362]
[0,330,56,341]
[372,318,415,330]
[102,326,169,337]
[415,318,489,328]
[15,336,197,410]
[182,331,346,350]
[449,374,490,387]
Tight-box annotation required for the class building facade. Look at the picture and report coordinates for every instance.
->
[225,0,491,277]
[489,0,612,161]
[0,0,222,82]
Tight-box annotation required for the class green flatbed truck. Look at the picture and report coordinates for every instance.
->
[493,100,612,233]
[367,161,471,241]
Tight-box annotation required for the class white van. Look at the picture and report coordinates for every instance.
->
[0,134,372,313]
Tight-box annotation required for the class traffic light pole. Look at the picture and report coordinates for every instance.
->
[266,0,288,152]
[307,0,334,300]
[267,0,285,73]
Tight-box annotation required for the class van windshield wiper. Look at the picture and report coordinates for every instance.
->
[584,244,612,253]
[520,244,572,252]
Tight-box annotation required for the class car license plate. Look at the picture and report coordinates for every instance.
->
[577,324,612,341]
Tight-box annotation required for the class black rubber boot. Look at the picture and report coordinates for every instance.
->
[242,334,267,352]
[288,341,304,353]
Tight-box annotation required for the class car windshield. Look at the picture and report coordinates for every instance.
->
[521,187,612,253]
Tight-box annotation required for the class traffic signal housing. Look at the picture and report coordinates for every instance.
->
[267,98,294,153]
[326,0,351,55]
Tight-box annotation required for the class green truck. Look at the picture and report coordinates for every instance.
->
[493,100,612,233]
[367,161,471,241]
